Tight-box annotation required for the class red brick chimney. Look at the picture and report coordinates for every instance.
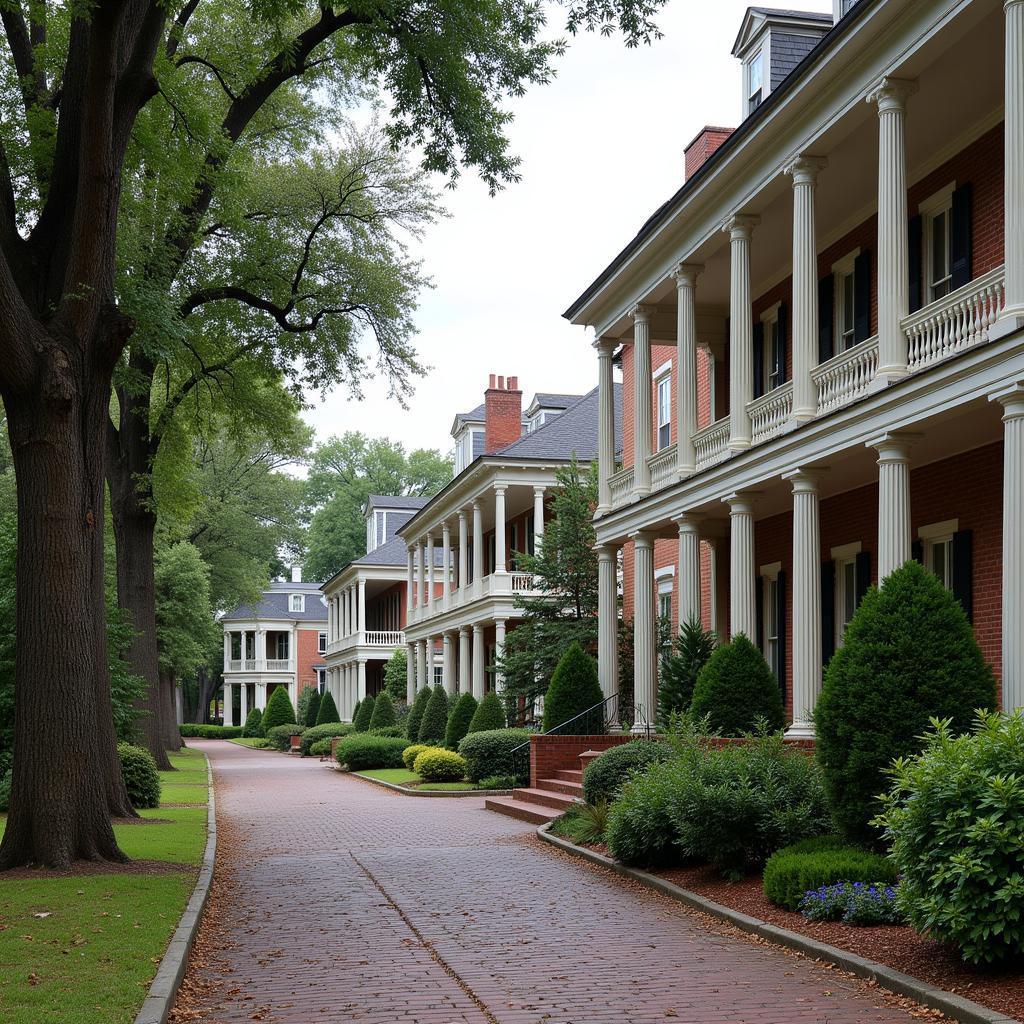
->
[684,126,734,180]
[484,374,523,453]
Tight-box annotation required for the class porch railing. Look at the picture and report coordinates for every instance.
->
[747,381,793,445]
[227,659,242,672]
[647,443,678,491]
[364,631,404,646]
[244,659,256,671]
[265,659,290,671]
[693,418,730,470]
[609,466,634,507]
[510,572,534,593]
[812,335,878,413]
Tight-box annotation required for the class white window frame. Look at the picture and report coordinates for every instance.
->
[760,302,782,394]
[290,594,304,613]
[433,664,443,687]
[318,631,327,654]
[760,561,781,679]
[919,518,958,591]
[745,42,767,115]
[831,249,861,354]
[655,362,672,451]
[831,541,862,647]
[920,182,956,305]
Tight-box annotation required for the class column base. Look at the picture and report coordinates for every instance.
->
[784,719,816,740]
[990,312,1024,343]
[728,439,751,452]
[871,367,907,389]
[676,464,696,479]
[630,487,651,501]
[630,721,650,736]
[595,503,611,517]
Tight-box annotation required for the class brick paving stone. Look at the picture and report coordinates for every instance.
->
[175,740,929,1024]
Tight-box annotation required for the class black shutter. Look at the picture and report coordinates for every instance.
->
[776,302,788,384]
[818,274,834,364]
[776,568,787,696]
[911,538,924,565]
[854,550,872,608]
[951,182,973,291]
[952,529,973,623]
[752,321,765,399]
[908,214,923,313]
[853,250,871,344]
[821,560,836,668]
[755,576,764,650]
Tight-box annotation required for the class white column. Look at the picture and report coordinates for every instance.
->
[472,624,485,700]
[596,543,619,720]
[675,514,702,627]
[533,486,545,556]
[223,631,231,670]
[426,532,435,606]
[417,540,426,608]
[785,469,824,737]
[632,532,656,732]
[632,304,654,497]
[870,433,916,580]
[459,627,471,694]
[494,486,507,573]
[341,590,349,637]
[595,337,617,514]
[417,638,428,690]
[442,522,452,609]
[869,77,916,380]
[472,501,484,583]
[357,660,367,703]
[993,385,1024,709]
[1006,1,1024,319]
[406,550,414,617]
[725,492,758,639]
[257,628,267,669]
[724,215,760,449]
[673,263,702,476]
[406,642,416,704]
[223,683,233,726]
[240,681,248,723]
[787,156,827,420]
[458,511,469,591]
[493,619,507,693]
[442,633,456,695]
[357,578,366,636]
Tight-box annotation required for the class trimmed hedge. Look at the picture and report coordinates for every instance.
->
[266,723,302,750]
[402,743,431,771]
[467,690,505,733]
[406,686,430,740]
[690,634,784,735]
[242,707,265,738]
[299,722,354,756]
[458,728,532,785]
[418,685,449,745]
[542,642,603,733]
[262,686,297,732]
[413,747,467,782]
[353,694,375,732]
[118,743,161,809]
[315,690,341,725]
[368,691,397,730]
[179,724,243,738]
[335,735,409,770]
[582,740,672,805]
[444,692,477,750]
[304,690,322,728]
[309,738,334,757]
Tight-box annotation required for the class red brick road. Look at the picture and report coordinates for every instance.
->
[176,739,927,1024]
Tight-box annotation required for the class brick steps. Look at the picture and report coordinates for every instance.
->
[551,769,583,783]
[485,751,595,824]
[513,787,577,811]
[537,777,584,797]
[484,796,561,824]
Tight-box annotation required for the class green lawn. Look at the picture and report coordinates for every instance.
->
[0,746,210,1023]
[158,782,208,806]
[227,737,270,748]
[418,782,486,791]
[354,769,484,792]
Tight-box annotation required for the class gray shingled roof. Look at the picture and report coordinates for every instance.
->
[453,403,486,427]
[366,494,431,511]
[224,583,327,622]
[530,392,581,410]
[349,534,445,569]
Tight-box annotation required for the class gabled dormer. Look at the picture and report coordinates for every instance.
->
[363,494,430,553]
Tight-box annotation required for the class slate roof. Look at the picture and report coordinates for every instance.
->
[347,534,445,569]
[530,392,581,410]
[223,582,327,623]
[365,494,430,511]
[453,403,486,427]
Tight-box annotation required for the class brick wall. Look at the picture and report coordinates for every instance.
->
[529,733,633,787]
[484,375,523,453]
[296,628,321,695]
[684,126,734,180]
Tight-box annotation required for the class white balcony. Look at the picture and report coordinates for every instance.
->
[693,418,730,471]
[224,658,292,674]
[364,630,405,646]
[813,335,879,414]
[609,466,634,505]
[747,382,793,446]
[647,445,678,490]
[266,659,292,671]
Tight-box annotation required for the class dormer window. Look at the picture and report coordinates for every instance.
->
[290,594,304,613]
[747,48,764,112]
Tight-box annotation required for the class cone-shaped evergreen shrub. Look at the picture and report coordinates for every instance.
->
[118,742,161,809]
[418,685,449,745]
[304,690,322,728]
[467,689,505,733]
[369,691,397,730]
[658,616,717,725]
[815,560,996,845]
[444,692,478,749]
[242,706,264,738]
[690,634,784,736]
[353,694,375,732]
[262,685,297,732]
[406,686,430,740]
[351,699,361,724]
[542,642,603,733]
[315,690,340,725]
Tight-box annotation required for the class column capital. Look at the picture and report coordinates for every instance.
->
[867,431,920,463]
[593,335,618,355]
[867,76,917,113]
[723,491,760,515]
[671,262,704,287]
[784,155,828,184]
[672,512,702,535]
[459,625,470,637]
[425,530,434,543]
[990,383,1024,417]
[631,303,655,325]
[722,214,760,238]
[782,466,828,492]
[441,520,451,535]
[493,483,507,495]
[628,529,655,548]
[494,616,507,627]
[472,622,484,635]
[458,508,467,522]
[594,541,619,562]
[472,499,481,511]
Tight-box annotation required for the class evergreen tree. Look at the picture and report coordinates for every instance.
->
[468,690,507,733]
[262,687,297,732]
[353,695,375,732]
[369,692,397,730]
[658,617,717,725]
[690,635,784,736]
[350,699,361,725]
[296,686,314,729]
[304,691,322,729]
[542,643,604,733]
[444,693,478,749]
[383,648,409,704]
[418,685,450,745]
[406,687,431,740]
[242,707,265,738]
[316,691,341,726]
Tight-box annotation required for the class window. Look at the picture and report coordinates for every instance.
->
[433,664,443,687]
[510,522,519,570]
[657,583,673,635]
[656,374,671,450]
[763,577,780,677]
[833,251,859,353]
[290,594,304,613]
[318,632,327,654]
[274,633,290,660]
[835,557,858,643]
[747,48,764,112]
[487,534,496,575]
[525,513,535,557]
[920,184,955,303]
[317,669,326,693]
[919,520,958,591]
[759,304,783,394]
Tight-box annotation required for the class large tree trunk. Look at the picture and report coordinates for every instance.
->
[161,668,182,751]
[0,348,132,869]
[192,665,216,723]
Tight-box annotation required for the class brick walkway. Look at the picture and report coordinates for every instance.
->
[175,740,927,1024]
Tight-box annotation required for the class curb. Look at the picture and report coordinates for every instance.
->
[347,771,512,799]
[537,825,1021,1024]
[133,752,218,1024]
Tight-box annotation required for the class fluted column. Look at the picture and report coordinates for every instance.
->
[786,157,827,420]
[417,638,428,690]
[596,337,617,514]
[869,77,916,380]
[357,578,366,635]
[494,486,507,573]
[459,627,471,693]
[632,532,656,732]
[417,540,426,608]
[673,263,702,476]
[724,215,760,449]
[458,511,469,591]
[785,469,824,737]
[870,434,915,580]
[406,642,416,704]
[239,681,248,724]
[223,683,233,726]
[357,660,367,703]
[472,624,485,700]
[442,522,452,609]
[596,543,619,723]
[725,492,758,639]
[442,633,456,694]
[674,514,702,626]
[1006,1,1024,317]
[632,305,654,497]
[426,532,435,607]
[406,549,414,617]
[533,486,545,555]
[472,501,484,585]
[494,619,507,693]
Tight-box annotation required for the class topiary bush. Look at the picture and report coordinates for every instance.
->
[315,690,340,726]
[816,560,996,845]
[266,723,302,750]
[334,734,409,770]
[353,694,375,732]
[262,686,297,733]
[406,686,430,740]
[179,724,244,738]
[117,743,161,809]
[606,759,689,868]
[309,738,334,757]
[296,686,314,728]
[402,743,431,771]
[542,642,603,733]
[368,725,405,738]
[458,728,532,784]
[413,747,467,782]
[299,722,354,756]
[690,634,784,736]
[304,690,322,728]
[444,692,477,750]
[417,685,449,745]
[876,712,1024,964]
[351,699,361,724]
[659,616,717,725]
[368,691,397,730]
[467,690,505,733]
[242,707,265,738]
[582,740,673,805]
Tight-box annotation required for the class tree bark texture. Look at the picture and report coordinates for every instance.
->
[160,669,182,751]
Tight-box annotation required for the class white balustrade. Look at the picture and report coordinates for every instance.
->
[812,336,879,413]
[510,572,535,593]
[693,418,730,470]
[609,466,634,507]
[244,659,257,671]
[647,444,678,491]
[746,382,793,445]
[364,630,405,646]
[266,659,290,671]
[227,659,242,672]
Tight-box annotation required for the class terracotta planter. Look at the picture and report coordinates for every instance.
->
[289,734,302,751]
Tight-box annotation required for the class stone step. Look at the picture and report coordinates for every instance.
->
[484,797,560,825]
[538,777,584,797]
[553,768,584,783]
[513,787,577,811]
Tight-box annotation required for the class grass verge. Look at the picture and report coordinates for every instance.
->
[228,737,270,748]
[354,768,485,791]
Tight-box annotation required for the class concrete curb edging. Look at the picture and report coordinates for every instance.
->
[537,825,1021,1024]
[347,770,513,799]
[133,752,217,1024]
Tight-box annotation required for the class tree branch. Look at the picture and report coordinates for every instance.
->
[165,0,201,60]
[178,285,359,333]
[175,54,236,100]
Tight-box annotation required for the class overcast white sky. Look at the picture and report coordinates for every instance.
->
[301,0,832,459]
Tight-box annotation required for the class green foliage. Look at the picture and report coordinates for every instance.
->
[242,707,265,738]
[309,738,334,757]
[383,648,409,704]
[542,642,603,733]
[478,774,517,790]
[582,741,672,805]
[261,687,297,733]
[299,722,354,756]
[876,712,1024,964]
[605,759,688,868]
[444,693,478,750]
[413,747,467,782]
[353,694,375,732]
[406,687,431,740]
[154,541,219,680]
[351,700,361,725]
[335,735,409,770]
[815,561,996,844]
[762,837,896,910]
[303,690,322,729]
[690,634,784,736]
[266,724,303,750]
[417,685,449,745]
[551,801,611,845]
[368,725,405,738]
[179,724,244,738]
[468,690,506,733]
[368,691,397,730]
[659,617,717,725]
[315,689,341,726]
[402,744,431,770]
[457,729,532,784]
[117,744,161,810]
[296,686,315,729]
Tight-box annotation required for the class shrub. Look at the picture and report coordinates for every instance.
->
[582,740,672,805]
[800,883,904,925]
[242,707,264,738]
[299,722,354,756]
[0,769,9,812]
[763,838,897,910]
[551,801,611,845]
[690,634,784,736]
[413,747,467,782]
[368,691,397,730]
[309,738,334,757]
[876,712,1024,964]
[296,686,314,728]
[262,687,297,733]
[458,728,532,784]
[353,694,375,732]
[350,699,361,724]
[606,759,689,867]
[478,774,516,790]
[266,723,302,750]
[467,690,505,733]
[179,723,244,738]
[418,685,449,745]
[659,616,717,725]
[368,725,405,738]
[383,648,408,703]
[402,743,431,771]
[542,642,603,733]
[406,687,430,740]
[334,734,409,770]
[304,690,322,729]
[816,561,996,845]
[315,690,341,726]
[444,693,477,750]
[118,743,161,809]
